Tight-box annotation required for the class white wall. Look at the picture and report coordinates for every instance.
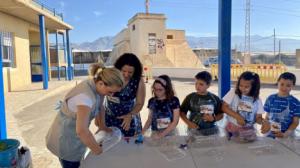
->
[288,69,300,86]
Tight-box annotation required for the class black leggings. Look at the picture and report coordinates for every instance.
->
[59,158,80,168]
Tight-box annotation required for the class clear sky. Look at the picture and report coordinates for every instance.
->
[43,0,300,43]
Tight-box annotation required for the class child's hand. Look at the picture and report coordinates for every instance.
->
[260,121,270,134]
[272,131,285,138]
[151,133,163,140]
[236,116,246,126]
[141,129,145,135]
[203,114,214,122]
[188,123,199,129]
[273,130,292,138]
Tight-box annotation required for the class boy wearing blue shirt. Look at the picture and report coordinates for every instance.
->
[262,72,300,138]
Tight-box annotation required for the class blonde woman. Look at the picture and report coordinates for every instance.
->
[46,63,124,168]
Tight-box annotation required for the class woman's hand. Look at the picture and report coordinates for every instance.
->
[92,145,103,155]
[117,114,132,131]
[95,126,112,134]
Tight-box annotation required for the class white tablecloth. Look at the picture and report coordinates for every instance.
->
[81,137,300,168]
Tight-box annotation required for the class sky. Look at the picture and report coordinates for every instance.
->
[43,0,300,43]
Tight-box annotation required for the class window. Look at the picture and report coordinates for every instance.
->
[0,31,14,67]
[167,35,173,39]
[132,24,135,31]
[148,33,156,54]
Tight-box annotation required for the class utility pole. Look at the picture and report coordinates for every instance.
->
[234,44,238,62]
[278,40,281,64]
[145,0,149,14]
[273,28,276,58]
[244,0,251,64]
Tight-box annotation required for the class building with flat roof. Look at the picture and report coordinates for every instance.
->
[108,13,203,68]
[0,0,73,92]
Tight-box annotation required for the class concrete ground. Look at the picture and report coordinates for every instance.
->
[5,76,300,167]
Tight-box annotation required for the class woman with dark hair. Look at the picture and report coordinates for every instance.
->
[97,53,146,137]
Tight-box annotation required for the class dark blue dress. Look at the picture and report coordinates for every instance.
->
[105,78,142,137]
[147,97,180,131]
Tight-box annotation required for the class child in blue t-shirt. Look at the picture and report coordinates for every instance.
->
[263,72,300,138]
[142,75,180,139]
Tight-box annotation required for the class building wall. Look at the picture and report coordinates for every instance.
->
[165,30,203,68]
[109,41,131,65]
[107,29,131,65]
[165,29,185,40]
[296,49,300,69]
[29,31,40,45]
[0,11,33,91]
[110,13,202,68]
[114,29,130,46]
[128,14,166,66]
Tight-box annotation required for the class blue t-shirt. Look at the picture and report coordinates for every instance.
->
[147,96,180,131]
[264,94,300,132]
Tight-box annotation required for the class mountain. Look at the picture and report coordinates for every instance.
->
[72,35,300,52]
[186,35,300,52]
[72,36,114,51]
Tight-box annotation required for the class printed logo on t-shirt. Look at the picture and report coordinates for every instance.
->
[200,104,214,114]
[107,96,120,104]
[237,100,253,113]
[157,118,171,129]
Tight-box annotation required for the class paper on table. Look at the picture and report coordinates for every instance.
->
[157,146,186,162]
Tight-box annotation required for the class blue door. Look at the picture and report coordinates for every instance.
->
[30,46,43,82]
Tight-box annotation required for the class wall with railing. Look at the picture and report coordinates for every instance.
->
[151,67,300,86]
[211,64,287,84]
[30,0,64,20]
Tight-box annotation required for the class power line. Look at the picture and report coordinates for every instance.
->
[152,0,300,17]
[252,8,300,18]
[251,36,273,43]
[254,5,300,13]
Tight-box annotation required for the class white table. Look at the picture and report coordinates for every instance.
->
[190,137,300,168]
[81,137,300,168]
[81,138,196,168]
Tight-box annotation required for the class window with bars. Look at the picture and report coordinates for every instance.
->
[0,31,14,67]
[148,33,156,54]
